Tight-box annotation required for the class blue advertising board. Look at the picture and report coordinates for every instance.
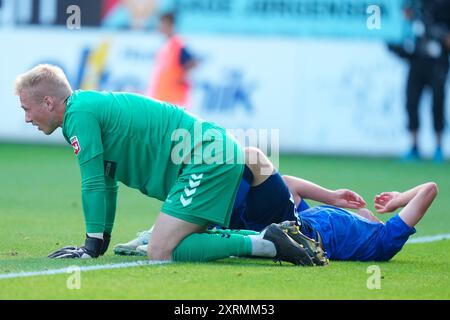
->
[169,0,407,41]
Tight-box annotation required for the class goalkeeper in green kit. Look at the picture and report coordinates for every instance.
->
[14,64,312,265]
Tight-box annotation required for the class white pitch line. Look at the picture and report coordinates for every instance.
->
[0,260,171,280]
[406,233,450,244]
[1,234,449,280]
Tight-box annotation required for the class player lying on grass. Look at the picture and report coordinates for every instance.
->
[229,147,438,261]
[116,146,366,259]
[14,64,315,266]
[117,147,438,262]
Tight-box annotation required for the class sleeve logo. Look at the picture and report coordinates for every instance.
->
[70,136,81,155]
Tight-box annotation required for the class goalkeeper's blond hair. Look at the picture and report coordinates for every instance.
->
[15,64,72,101]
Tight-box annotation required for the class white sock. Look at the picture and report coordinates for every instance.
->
[248,232,276,258]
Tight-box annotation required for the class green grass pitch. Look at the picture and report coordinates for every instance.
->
[0,143,449,299]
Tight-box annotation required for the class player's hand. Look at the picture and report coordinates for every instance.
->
[48,246,96,259]
[374,192,401,214]
[48,235,104,259]
[332,189,366,209]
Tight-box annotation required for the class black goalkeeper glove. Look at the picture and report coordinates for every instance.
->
[48,235,104,259]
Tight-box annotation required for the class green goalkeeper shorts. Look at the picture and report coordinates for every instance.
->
[161,126,244,227]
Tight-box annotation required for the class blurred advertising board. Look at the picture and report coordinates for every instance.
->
[174,0,406,41]
[1,0,406,41]
[1,28,448,157]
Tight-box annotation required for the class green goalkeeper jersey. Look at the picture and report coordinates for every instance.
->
[61,90,199,233]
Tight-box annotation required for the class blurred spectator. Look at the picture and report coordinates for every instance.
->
[146,12,198,108]
[389,0,450,162]
[101,0,160,30]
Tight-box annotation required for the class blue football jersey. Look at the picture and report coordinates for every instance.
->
[298,205,416,261]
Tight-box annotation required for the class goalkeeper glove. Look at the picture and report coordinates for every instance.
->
[48,235,104,259]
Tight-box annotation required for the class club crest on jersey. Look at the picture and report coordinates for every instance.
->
[70,136,81,155]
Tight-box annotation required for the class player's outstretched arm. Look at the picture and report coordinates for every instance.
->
[282,175,366,209]
[374,182,438,228]
[244,146,366,209]
[53,111,110,259]
[103,176,119,255]
[374,183,438,213]
[49,155,109,259]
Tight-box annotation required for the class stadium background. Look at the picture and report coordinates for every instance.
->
[0,0,449,301]
[2,0,449,158]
